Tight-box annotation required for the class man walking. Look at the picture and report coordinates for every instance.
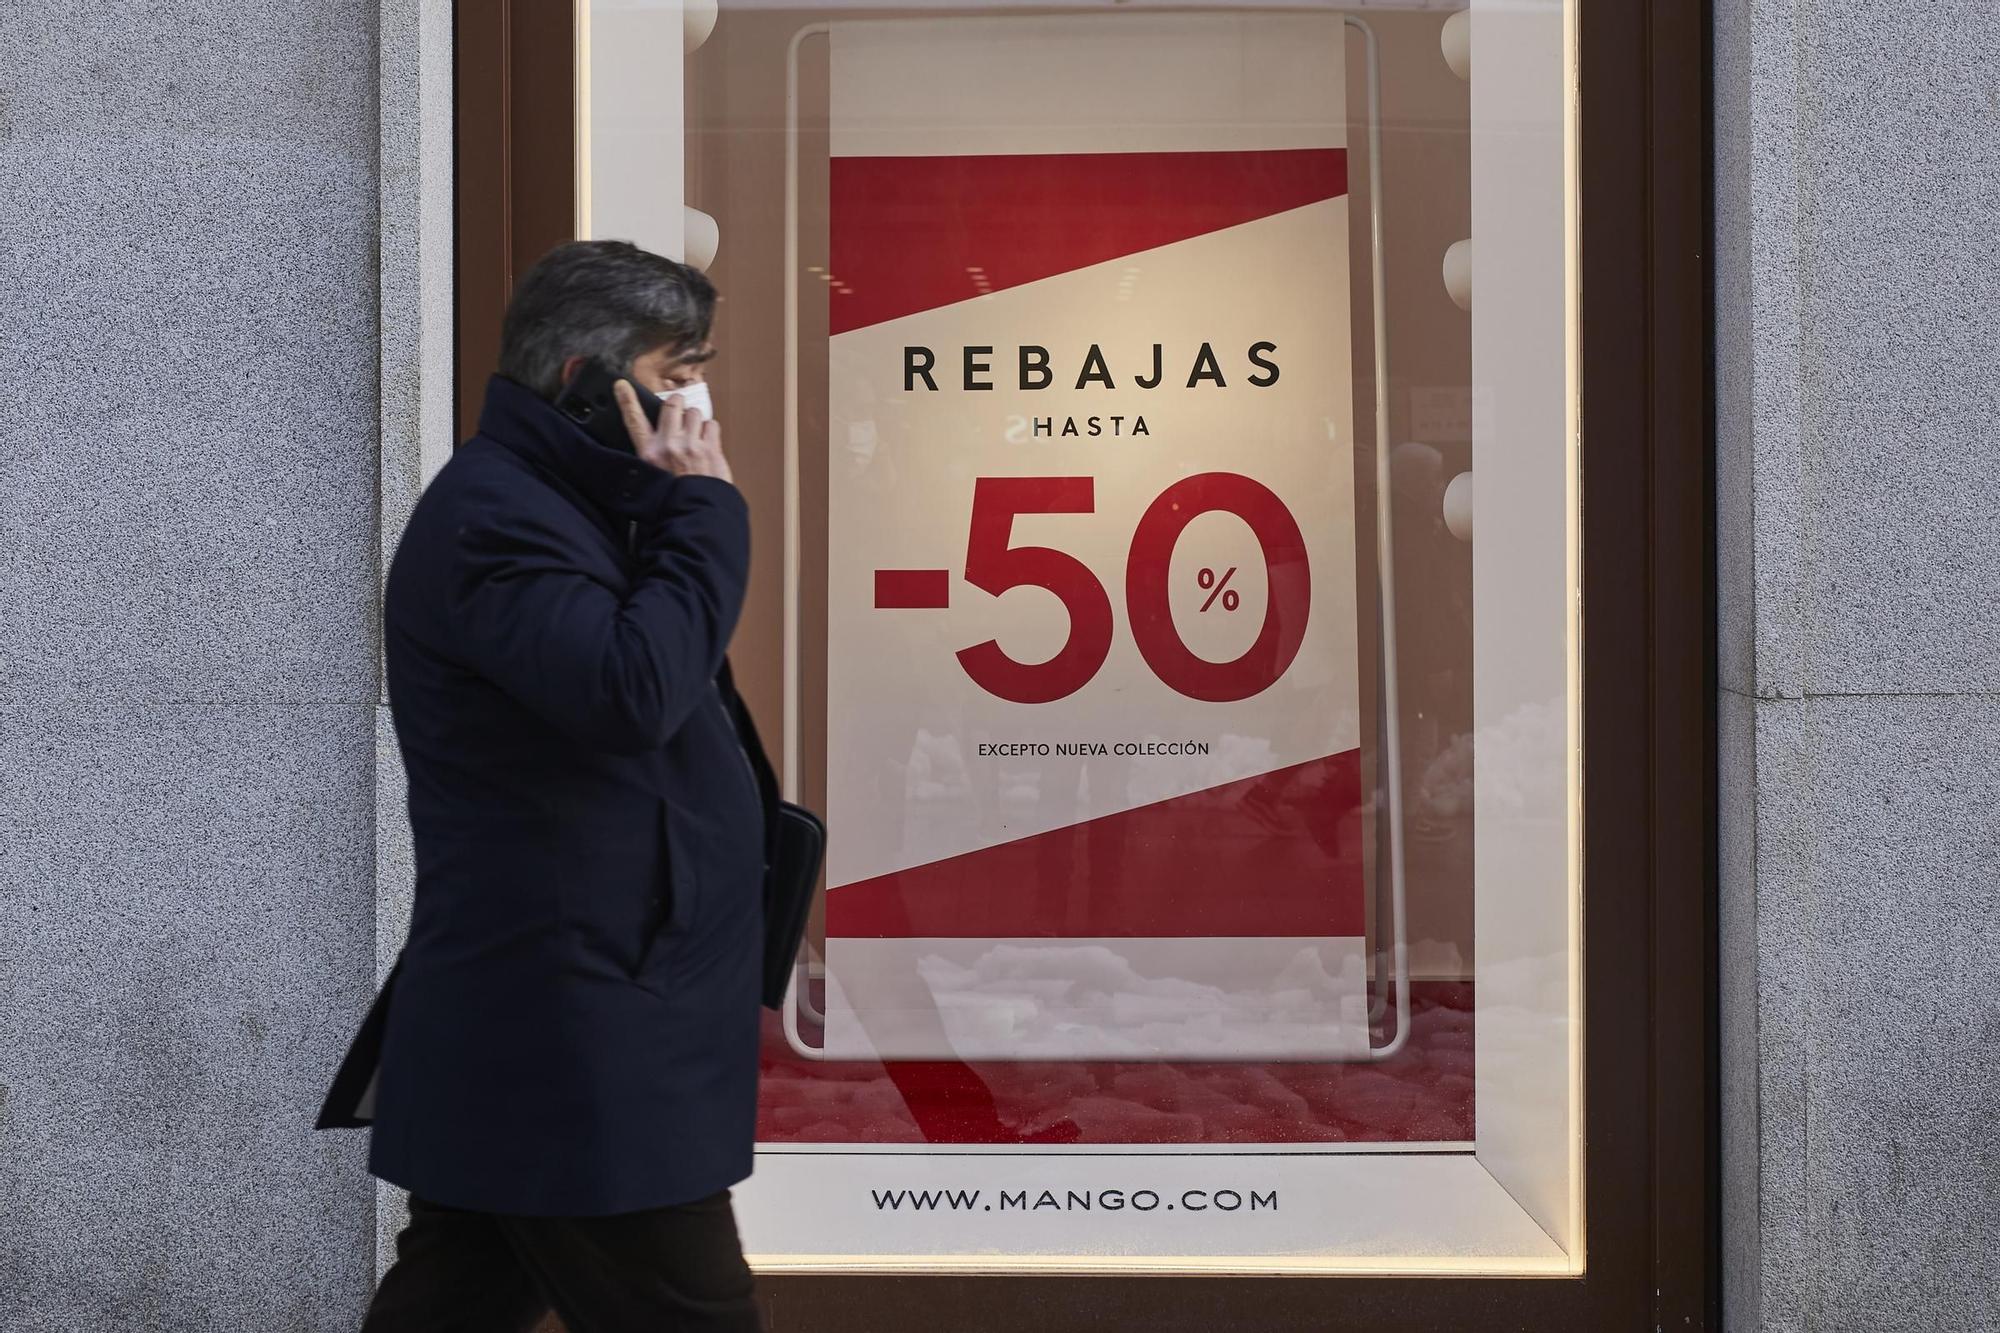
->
[320,240,776,1332]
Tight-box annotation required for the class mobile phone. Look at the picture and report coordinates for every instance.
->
[553,360,663,455]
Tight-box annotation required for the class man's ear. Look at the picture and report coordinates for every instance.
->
[559,355,587,388]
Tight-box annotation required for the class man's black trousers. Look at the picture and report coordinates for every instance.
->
[360,1190,763,1332]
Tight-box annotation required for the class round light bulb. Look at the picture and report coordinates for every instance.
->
[1442,238,1472,311]
[684,0,718,53]
[685,207,720,272]
[1441,11,1471,81]
[1443,471,1473,542]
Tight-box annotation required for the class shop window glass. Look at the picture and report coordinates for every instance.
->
[585,0,1577,1275]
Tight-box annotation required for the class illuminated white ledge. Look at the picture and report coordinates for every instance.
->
[740,1152,1573,1276]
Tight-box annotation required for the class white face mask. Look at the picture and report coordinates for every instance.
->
[661,380,714,423]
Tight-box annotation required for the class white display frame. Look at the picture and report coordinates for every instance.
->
[777,12,1411,1068]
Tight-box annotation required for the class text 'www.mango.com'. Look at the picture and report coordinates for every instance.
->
[870,1188,1278,1213]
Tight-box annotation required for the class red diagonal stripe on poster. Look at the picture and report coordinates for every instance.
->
[828,148,1348,335]
[826,750,1364,939]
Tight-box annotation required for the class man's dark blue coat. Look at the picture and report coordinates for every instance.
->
[317,375,778,1217]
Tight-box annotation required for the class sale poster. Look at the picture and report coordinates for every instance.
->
[819,13,1364,1065]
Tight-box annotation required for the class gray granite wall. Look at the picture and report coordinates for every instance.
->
[0,2,447,1328]
[1715,2,2000,1330]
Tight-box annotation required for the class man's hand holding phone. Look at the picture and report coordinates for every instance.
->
[614,379,732,485]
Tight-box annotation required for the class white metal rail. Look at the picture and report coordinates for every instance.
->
[780,14,1409,1063]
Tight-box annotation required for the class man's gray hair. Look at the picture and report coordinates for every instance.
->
[497,240,717,399]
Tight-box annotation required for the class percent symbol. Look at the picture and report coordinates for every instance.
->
[1196,566,1240,613]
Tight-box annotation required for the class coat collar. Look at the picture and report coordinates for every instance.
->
[476,374,672,522]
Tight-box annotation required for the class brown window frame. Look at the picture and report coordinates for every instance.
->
[453,0,577,440]
[453,2,1716,1326]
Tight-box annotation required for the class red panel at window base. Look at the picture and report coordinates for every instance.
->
[757,984,1475,1147]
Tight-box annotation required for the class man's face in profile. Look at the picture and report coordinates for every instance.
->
[625,342,711,399]
[557,342,711,402]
